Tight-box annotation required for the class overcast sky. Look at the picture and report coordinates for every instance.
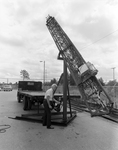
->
[0,0,118,83]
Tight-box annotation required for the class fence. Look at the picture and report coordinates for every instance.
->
[104,86,118,109]
[51,85,118,109]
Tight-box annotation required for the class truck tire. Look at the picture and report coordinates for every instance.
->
[17,92,21,103]
[23,96,28,110]
[28,99,32,110]
[18,95,21,103]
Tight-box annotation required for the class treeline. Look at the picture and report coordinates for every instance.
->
[99,78,118,86]
[45,75,118,87]
[19,69,118,86]
[1,70,117,87]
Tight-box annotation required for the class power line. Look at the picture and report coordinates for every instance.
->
[78,29,118,51]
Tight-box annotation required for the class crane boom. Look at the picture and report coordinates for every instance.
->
[46,15,113,116]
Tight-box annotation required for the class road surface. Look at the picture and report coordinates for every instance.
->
[0,90,118,150]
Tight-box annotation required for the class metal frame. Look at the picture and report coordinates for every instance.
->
[46,15,113,117]
[13,56,77,126]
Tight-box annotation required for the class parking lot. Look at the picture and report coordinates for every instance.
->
[0,90,118,150]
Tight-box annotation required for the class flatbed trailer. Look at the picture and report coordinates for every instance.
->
[16,81,80,125]
[17,90,62,110]
[17,90,81,111]
[17,91,43,110]
[17,81,44,110]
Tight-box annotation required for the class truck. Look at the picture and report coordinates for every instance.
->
[17,81,45,110]
[2,84,13,91]
[17,81,63,111]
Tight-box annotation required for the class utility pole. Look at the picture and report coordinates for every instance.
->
[7,78,9,84]
[44,61,45,87]
[40,61,45,91]
[111,67,116,80]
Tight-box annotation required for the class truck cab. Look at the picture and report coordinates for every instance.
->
[17,81,42,103]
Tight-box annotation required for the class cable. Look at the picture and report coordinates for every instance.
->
[78,29,118,51]
[0,125,11,133]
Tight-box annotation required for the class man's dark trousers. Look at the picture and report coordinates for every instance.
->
[43,99,51,128]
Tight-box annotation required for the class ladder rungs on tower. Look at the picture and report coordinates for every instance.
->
[46,15,113,117]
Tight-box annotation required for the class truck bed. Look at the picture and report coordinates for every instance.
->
[18,91,64,97]
[17,90,81,111]
[18,91,45,97]
[18,91,80,98]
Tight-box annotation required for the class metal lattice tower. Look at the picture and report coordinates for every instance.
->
[46,16,113,116]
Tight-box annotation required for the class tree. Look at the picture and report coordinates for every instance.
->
[98,77,105,86]
[59,73,76,85]
[20,70,30,80]
[106,80,118,86]
[50,78,57,85]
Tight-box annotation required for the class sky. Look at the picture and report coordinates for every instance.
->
[0,0,118,83]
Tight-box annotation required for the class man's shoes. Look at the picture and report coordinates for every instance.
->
[43,124,46,126]
[47,126,54,129]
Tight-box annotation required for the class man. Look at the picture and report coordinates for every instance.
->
[43,84,60,129]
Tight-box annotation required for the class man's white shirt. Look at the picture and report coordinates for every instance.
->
[44,88,53,101]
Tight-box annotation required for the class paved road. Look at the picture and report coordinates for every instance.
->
[0,90,118,150]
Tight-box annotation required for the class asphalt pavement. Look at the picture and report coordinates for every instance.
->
[0,90,118,150]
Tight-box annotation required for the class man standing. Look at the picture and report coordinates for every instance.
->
[43,84,60,129]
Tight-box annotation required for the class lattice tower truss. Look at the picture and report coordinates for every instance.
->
[46,16,113,116]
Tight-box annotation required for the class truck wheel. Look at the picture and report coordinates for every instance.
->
[28,99,32,110]
[23,97,28,110]
[18,95,21,103]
